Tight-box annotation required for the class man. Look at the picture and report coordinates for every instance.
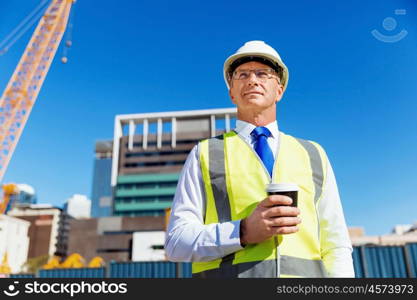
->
[165,40,354,278]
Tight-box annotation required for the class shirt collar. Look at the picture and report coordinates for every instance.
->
[235,119,279,142]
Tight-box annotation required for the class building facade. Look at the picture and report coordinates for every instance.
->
[67,216,165,263]
[7,205,70,259]
[111,108,237,217]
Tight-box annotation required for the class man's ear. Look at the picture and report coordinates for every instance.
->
[275,84,284,103]
[229,88,237,104]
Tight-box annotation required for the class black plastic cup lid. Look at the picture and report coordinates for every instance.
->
[266,183,299,193]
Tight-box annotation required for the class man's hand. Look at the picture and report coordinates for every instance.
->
[240,195,301,246]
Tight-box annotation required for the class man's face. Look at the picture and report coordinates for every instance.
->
[229,61,284,112]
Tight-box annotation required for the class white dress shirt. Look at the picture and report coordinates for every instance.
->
[165,120,354,277]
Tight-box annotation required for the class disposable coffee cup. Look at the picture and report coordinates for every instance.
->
[266,183,299,207]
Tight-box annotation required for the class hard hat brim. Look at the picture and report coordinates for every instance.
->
[223,52,289,91]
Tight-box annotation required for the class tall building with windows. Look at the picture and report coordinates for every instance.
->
[8,184,37,209]
[91,141,113,218]
[111,108,237,217]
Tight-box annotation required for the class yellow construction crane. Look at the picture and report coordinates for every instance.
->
[0,0,75,186]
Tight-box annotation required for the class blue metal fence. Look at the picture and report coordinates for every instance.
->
[110,261,176,278]
[352,247,364,278]
[109,261,192,278]
[180,262,192,278]
[9,243,417,278]
[38,267,106,278]
[358,246,408,278]
[9,273,35,278]
[405,243,417,278]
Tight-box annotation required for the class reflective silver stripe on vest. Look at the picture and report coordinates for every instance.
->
[192,259,277,278]
[295,138,324,204]
[280,255,326,277]
[208,135,235,270]
[193,256,326,278]
[208,135,231,222]
[295,138,325,243]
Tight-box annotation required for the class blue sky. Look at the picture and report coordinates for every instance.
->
[1,0,416,235]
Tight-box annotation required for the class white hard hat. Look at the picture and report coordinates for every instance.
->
[223,40,289,91]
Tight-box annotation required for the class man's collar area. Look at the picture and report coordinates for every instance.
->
[235,119,279,139]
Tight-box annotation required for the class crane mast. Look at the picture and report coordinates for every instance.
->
[0,0,74,182]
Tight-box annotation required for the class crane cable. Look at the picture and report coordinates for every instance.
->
[0,0,50,56]
[61,1,76,63]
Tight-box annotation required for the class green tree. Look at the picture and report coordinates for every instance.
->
[21,255,50,274]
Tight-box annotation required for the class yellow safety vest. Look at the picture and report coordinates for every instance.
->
[192,131,328,278]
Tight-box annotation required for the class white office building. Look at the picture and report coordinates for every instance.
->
[0,215,30,273]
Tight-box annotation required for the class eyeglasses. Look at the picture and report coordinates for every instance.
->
[231,68,279,82]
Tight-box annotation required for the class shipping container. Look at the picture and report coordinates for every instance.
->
[38,267,105,278]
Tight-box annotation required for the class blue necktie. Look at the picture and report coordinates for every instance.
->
[251,127,274,177]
